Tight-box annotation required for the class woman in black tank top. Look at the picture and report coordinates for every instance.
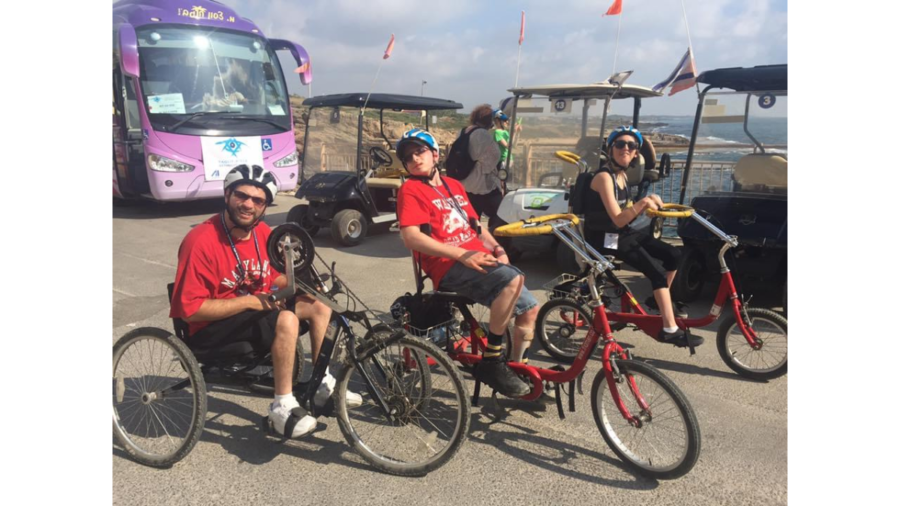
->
[583,127,699,347]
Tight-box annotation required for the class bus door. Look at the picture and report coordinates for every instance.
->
[113,67,148,196]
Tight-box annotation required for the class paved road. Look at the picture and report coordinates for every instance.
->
[113,194,787,506]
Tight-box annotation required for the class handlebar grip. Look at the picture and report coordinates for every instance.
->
[268,287,296,303]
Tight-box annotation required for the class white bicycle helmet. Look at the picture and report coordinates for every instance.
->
[223,165,278,204]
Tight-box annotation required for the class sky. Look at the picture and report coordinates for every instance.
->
[228,0,787,116]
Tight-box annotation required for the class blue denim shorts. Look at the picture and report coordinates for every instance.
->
[438,262,538,316]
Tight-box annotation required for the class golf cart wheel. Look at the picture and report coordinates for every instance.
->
[672,246,704,302]
[332,209,368,247]
[287,204,320,237]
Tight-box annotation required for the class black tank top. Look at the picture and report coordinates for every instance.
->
[584,165,633,234]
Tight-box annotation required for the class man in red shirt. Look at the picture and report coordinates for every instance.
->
[395,129,539,397]
[170,165,359,439]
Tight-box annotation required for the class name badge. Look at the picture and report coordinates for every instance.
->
[604,233,619,249]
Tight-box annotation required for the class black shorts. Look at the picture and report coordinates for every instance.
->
[187,310,281,355]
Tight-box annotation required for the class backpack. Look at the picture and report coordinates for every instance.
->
[444,127,481,181]
[569,169,598,215]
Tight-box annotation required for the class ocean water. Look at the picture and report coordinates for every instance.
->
[644,115,787,163]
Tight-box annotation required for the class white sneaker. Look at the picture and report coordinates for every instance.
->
[268,399,317,438]
[314,372,363,408]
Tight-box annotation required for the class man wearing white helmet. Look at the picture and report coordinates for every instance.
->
[170,165,360,440]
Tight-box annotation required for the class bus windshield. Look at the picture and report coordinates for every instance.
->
[136,25,291,134]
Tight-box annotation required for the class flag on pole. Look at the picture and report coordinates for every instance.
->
[604,0,623,16]
[294,62,309,74]
[519,11,526,45]
[383,34,395,60]
[652,48,698,96]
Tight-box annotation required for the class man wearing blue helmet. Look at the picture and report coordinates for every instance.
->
[583,126,703,348]
[395,128,539,398]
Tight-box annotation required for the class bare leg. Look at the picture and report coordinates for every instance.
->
[511,305,539,363]
[272,310,300,396]
[666,270,677,288]
[489,275,523,336]
[294,295,333,364]
[653,287,677,329]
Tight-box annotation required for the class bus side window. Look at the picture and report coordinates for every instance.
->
[123,76,141,132]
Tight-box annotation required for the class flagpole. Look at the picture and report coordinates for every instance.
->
[361,60,384,114]
[612,9,622,75]
[679,0,700,94]
[515,11,525,88]
[514,43,523,88]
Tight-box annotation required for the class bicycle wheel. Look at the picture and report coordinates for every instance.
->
[113,327,207,467]
[591,359,700,479]
[336,330,471,476]
[536,298,593,363]
[716,307,787,380]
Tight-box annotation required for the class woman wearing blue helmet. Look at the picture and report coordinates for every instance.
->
[583,126,702,348]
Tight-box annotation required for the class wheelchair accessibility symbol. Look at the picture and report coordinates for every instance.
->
[261,138,273,151]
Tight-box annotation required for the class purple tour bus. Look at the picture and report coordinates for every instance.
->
[113,0,312,201]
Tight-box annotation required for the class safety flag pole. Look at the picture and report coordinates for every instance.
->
[604,0,624,75]
[679,0,701,95]
[514,11,525,88]
[362,34,394,114]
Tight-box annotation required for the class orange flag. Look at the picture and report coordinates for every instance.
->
[383,34,395,59]
[604,0,623,16]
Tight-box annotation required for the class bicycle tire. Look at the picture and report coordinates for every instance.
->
[536,298,593,363]
[112,327,207,467]
[336,331,471,476]
[716,307,788,380]
[591,359,701,479]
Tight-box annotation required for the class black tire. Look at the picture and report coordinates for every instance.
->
[716,308,787,380]
[672,246,704,302]
[536,298,594,363]
[336,331,471,476]
[113,328,207,467]
[331,209,368,247]
[555,240,583,275]
[286,204,320,237]
[267,223,315,275]
[248,336,307,394]
[591,359,701,479]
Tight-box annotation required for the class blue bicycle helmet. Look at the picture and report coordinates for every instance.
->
[396,128,439,160]
[606,126,644,149]
[492,109,509,122]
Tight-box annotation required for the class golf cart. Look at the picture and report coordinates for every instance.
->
[673,64,788,308]
[493,80,670,272]
[288,93,463,246]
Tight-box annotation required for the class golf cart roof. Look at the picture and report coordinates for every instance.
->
[302,93,464,111]
[507,83,662,100]
[697,64,787,92]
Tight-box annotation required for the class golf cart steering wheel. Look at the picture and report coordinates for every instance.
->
[494,214,580,237]
[645,203,694,219]
[554,151,581,166]
[369,146,393,166]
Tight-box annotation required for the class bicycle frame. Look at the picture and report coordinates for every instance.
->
[600,212,761,348]
[412,221,653,425]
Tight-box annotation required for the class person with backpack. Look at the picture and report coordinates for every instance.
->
[395,128,539,398]
[447,104,503,229]
[583,126,703,348]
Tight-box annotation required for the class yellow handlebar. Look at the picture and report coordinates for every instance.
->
[494,214,580,237]
[554,151,581,165]
[645,203,694,218]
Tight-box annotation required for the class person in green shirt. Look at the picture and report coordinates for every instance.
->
[492,109,520,168]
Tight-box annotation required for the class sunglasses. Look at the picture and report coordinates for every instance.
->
[402,146,431,163]
[232,189,267,207]
[612,140,640,151]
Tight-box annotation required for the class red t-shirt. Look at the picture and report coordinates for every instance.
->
[397,177,490,288]
[170,215,280,335]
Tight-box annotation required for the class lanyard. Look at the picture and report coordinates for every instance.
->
[424,179,469,223]
[220,213,262,284]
